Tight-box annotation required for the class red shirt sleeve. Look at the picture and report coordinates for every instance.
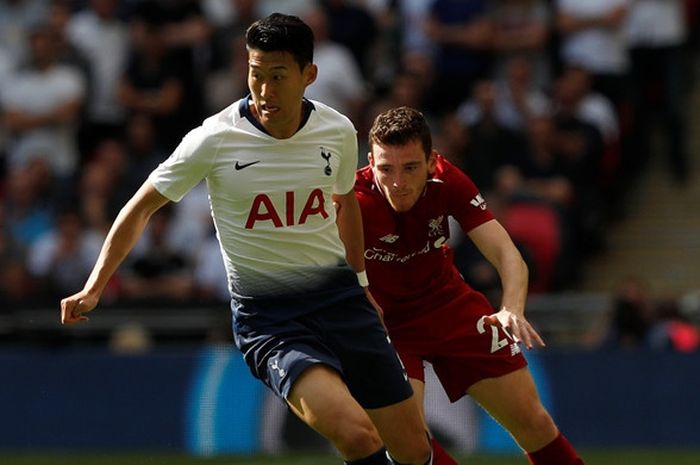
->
[435,155,494,232]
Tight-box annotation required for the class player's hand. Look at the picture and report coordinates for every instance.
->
[483,307,545,350]
[60,291,99,325]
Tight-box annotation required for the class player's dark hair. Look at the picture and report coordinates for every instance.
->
[369,107,433,159]
[369,106,432,158]
[245,13,314,70]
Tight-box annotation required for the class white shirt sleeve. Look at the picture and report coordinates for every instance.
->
[333,123,359,195]
[149,125,220,202]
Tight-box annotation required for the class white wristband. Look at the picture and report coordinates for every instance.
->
[356,270,369,287]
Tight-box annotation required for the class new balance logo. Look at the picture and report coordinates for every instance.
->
[235,160,260,170]
[470,193,486,210]
[379,234,399,243]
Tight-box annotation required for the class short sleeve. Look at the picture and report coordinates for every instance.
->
[333,123,359,195]
[149,125,219,202]
[445,161,494,233]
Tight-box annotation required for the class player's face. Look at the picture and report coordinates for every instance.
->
[247,48,317,139]
[369,139,437,212]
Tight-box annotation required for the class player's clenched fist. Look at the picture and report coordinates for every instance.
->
[60,292,98,325]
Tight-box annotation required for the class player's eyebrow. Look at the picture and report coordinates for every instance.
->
[249,63,288,71]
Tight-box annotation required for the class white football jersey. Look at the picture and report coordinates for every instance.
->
[149,97,358,299]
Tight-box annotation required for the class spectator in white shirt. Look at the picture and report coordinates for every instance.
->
[67,0,129,153]
[625,0,690,182]
[1,24,86,182]
[303,5,367,127]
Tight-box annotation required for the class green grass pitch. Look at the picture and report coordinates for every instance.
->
[2,450,700,465]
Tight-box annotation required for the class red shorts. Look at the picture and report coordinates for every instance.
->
[387,285,527,403]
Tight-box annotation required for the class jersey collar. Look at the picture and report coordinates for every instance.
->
[239,95,315,137]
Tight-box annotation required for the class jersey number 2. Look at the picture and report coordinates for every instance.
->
[476,316,512,353]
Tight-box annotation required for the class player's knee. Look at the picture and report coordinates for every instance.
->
[326,419,383,457]
[510,405,559,449]
[388,434,431,465]
[525,406,557,434]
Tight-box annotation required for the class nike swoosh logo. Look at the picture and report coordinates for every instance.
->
[235,160,260,170]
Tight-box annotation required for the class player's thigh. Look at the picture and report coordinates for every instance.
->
[467,367,557,443]
[287,364,375,435]
[409,378,427,426]
[324,296,413,409]
[402,293,526,402]
[234,316,344,401]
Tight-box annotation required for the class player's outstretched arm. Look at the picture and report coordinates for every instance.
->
[60,181,170,325]
[468,219,545,349]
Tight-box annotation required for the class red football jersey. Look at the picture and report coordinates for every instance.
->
[355,155,494,326]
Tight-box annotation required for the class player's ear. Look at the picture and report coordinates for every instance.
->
[427,150,438,174]
[304,63,318,86]
[367,151,374,167]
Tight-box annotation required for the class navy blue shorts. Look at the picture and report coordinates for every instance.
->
[232,293,413,409]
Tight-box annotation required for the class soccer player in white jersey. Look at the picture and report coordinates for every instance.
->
[59,13,432,465]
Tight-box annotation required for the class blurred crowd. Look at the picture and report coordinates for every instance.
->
[609,277,700,352]
[1,0,699,312]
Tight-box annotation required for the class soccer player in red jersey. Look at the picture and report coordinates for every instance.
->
[353,106,585,465]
